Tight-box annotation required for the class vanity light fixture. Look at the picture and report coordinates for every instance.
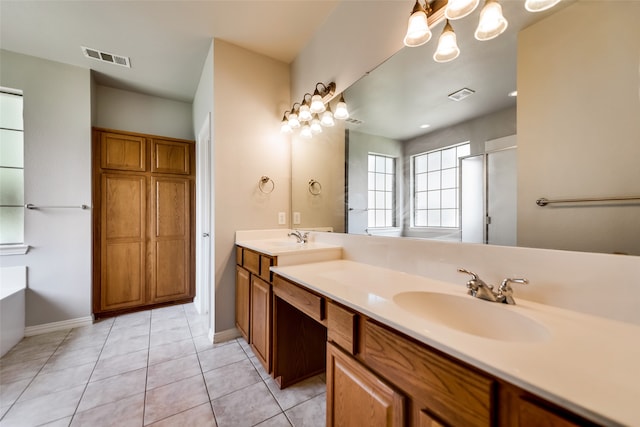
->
[525,0,561,12]
[445,0,480,20]
[310,115,323,134]
[280,81,346,138]
[300,124,313,139]
[403,0,432,47]
[334,94,350,120]
[320,105,335,127]
[402,0,560,61]
[433,20,461,63]
[475,0,509,41]
[287,103,301,129]
[280,114,292,134]
[298,97,313,122]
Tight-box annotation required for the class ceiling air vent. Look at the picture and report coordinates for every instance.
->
[81,46,131,68]
[448,88,475,101]
[345,117,363,125]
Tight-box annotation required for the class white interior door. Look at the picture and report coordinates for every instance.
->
[195,114,212,315]
[487,148,517,246]
[460,155,485,243]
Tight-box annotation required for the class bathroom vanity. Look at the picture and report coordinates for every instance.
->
[235,231,640,427]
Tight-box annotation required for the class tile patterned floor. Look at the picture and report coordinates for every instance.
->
[0,304,326,427]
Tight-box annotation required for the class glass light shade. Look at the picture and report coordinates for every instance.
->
[334,95,349,120]
[298,104,312,122]
[310,94,326,113]
[475,0,508,41]
[320,109,335,127]
[300,124,313,139]
[403,2,431,47]
[525,0,561,12]
[310,116,323,134]
[288,112,300,129]
[280,119,292,134]
[445,0,480,20]
[433,21,460,63]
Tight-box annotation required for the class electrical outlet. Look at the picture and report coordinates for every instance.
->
[293,212,301,225]
[278,212,286,225]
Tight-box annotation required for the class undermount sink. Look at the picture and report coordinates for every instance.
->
[393,291,550,342]
[263,240,304,248]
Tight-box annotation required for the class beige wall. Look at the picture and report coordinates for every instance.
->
[212,40,291,333]
[517,1,640,255]
[291,120,345,232]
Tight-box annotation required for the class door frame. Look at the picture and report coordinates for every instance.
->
[195,114,212,315]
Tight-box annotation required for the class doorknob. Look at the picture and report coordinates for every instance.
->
[202,233,210,237]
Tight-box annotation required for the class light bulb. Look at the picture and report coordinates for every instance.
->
[298,103,312,122]
[403,1,431,47]
[288,111,300,129]
[310,91,326,114]
[445,0,479,20]
[300,124,312,139]
[320,109,335,127]
[334,95,349,120]
[525,0,561,12]
[310,116,322,134]
[433,21,460,63]
[280,115,292,134]
[475,0,508,41]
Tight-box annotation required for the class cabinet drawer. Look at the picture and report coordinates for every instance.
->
[327,302,357,355]
[260,255,274,282]
[243,249,260,275]
[273,276,324,322]
[236,246,243,266]
[363,320,493,427]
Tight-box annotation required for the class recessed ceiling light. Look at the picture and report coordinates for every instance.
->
[420,124,431,129]
[508,90,518,97]
[448,88,475,101]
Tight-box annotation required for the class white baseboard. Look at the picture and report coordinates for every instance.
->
[213,327,241,343]
[24,316,94,337]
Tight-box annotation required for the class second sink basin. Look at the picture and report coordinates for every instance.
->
[393,291,550,342]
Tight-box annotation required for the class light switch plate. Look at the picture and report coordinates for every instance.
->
[293,212,301,225]
[278,212,286,225]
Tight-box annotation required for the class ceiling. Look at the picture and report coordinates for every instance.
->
[0,0,340,102]
[344,1,570,141]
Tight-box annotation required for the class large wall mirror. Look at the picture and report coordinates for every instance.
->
[291,0,640,256]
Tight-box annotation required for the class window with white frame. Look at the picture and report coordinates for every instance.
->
[0,89,25,245]
[412,142,470,228]
[367,153,396,228]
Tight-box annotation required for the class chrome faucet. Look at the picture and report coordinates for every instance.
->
[458,268,528,305]
[287,230,309,244]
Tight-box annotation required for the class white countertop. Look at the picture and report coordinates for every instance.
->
[236,239,340,257]
[272,259,640,427]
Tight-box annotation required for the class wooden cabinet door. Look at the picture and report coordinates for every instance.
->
[250,275,271,372]
[100,173,147,311]
[151,139,190,174]
[101,132,146,171]
[149,176,192,303]
[236,266,250,341]
[516,399,584,427]
[327,342,405,427]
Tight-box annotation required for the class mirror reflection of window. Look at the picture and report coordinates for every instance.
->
[367,154,396,228]
[412,142,470,228]
[0,88,24,245]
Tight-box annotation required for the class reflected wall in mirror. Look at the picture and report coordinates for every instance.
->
[291,0,640,256]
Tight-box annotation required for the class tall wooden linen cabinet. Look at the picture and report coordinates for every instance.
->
[92,128,195,317]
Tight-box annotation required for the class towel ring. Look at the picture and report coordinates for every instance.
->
[308,179,322,196]
[258,176,275,194]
